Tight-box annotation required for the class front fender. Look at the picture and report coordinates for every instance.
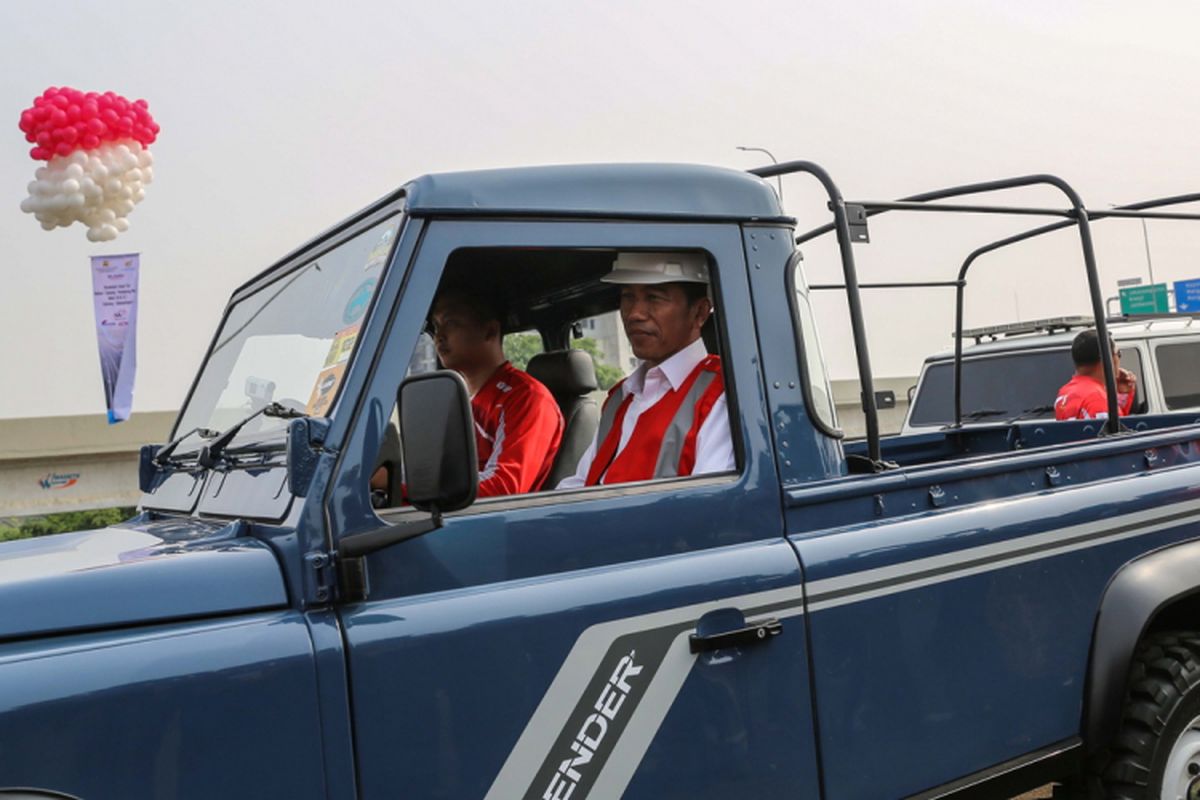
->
[1085,537,1200,751]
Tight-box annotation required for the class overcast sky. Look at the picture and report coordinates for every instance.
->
[2,0,1199,420]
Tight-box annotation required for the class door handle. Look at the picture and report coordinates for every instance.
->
[689,617,782,654]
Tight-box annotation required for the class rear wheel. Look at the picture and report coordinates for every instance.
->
[1102,631,1200,799]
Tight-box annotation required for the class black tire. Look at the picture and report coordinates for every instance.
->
[1100,630,1200,799]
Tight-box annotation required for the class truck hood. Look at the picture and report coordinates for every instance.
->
[0,517,288,641]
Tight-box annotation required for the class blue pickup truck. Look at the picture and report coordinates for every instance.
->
[5,163,1200,800]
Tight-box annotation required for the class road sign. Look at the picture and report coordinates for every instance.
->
[1119,283,1170,315]
[1175,278,1200,313]
[1117,277,1145,288]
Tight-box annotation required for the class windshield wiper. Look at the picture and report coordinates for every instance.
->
[154,425,220,465]
[1008,404,1055,423]
[961,408,1008,421]
[198,402,307,468]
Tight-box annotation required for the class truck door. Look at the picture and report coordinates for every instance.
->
[328,220,821,799]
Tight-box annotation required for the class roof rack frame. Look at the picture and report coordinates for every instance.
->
[751,161,886,466]
[951,192,1200,428]
[783,171,1122,438]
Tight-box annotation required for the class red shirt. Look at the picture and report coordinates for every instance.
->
[1054,374,1133,421]
[472,362,563,497]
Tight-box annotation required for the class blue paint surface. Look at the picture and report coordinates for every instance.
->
[11,164,1200,799]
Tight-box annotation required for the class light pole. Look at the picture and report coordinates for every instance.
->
[1109,204,1156,286]
[1140,217,1156,286]
[736,146,783,202]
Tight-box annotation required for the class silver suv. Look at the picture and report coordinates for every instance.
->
[902,315,1200,434]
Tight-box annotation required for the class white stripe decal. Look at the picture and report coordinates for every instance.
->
[486,497,1200,798]
[806,497,1200,611]
[589,605,806,799]
[483,586,803,800]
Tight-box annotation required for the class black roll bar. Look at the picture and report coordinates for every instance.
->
[951,192,1200,428]
[788,172,1119,437]
[750,161,884,465]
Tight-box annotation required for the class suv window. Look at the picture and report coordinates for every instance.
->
[1157,341,1200,409]
[910,349,1074,426]
[911,345,1147,426]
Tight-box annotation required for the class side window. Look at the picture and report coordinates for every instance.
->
[790,259,838,432]
[1118,346,1147,413]
[572,310,634,393]
[503,330,544,370]
[371,247,739,510]
[1156,341,1200,410]
[407,332,438,376]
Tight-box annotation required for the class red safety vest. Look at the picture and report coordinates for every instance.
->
[585,355,724,486]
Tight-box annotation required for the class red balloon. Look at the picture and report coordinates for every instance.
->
[17,86,159,161]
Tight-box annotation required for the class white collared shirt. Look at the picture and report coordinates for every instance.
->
[557,338,735,489]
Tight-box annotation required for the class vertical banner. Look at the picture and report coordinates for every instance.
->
[90,253,140,424]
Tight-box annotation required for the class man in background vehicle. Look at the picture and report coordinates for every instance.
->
[558,252,734,488]
[1054,329,1137,420]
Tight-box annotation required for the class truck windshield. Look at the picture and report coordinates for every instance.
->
[908,348,1074,427]
[172,215,401,448]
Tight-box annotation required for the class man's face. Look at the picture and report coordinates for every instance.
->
[618,283,711,366]
[430,299,495,372]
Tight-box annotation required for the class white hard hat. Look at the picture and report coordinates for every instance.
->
[601,252,710,285]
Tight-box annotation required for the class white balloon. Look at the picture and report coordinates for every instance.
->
[114,218,129,232]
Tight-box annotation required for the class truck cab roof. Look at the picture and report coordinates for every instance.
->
[403,163,786,221]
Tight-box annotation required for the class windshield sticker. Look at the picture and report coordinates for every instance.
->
[306,363,346,416]
[364,225,396,272]
[323,324,361,368]
[343,278,376,324]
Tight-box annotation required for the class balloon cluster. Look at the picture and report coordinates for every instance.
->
[17,87,159,241]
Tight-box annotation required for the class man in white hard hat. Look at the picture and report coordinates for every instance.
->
[558,252,734,489]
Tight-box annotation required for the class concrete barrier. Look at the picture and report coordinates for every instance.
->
[0,411,174,517]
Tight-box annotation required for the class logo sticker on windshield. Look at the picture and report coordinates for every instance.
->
[323,323,361,368]
[364,226,396,272]
[343,278,377,324]
[306,364,346,417]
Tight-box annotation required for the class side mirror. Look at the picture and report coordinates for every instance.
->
[336,370,477,595]
[398,370,478,514]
